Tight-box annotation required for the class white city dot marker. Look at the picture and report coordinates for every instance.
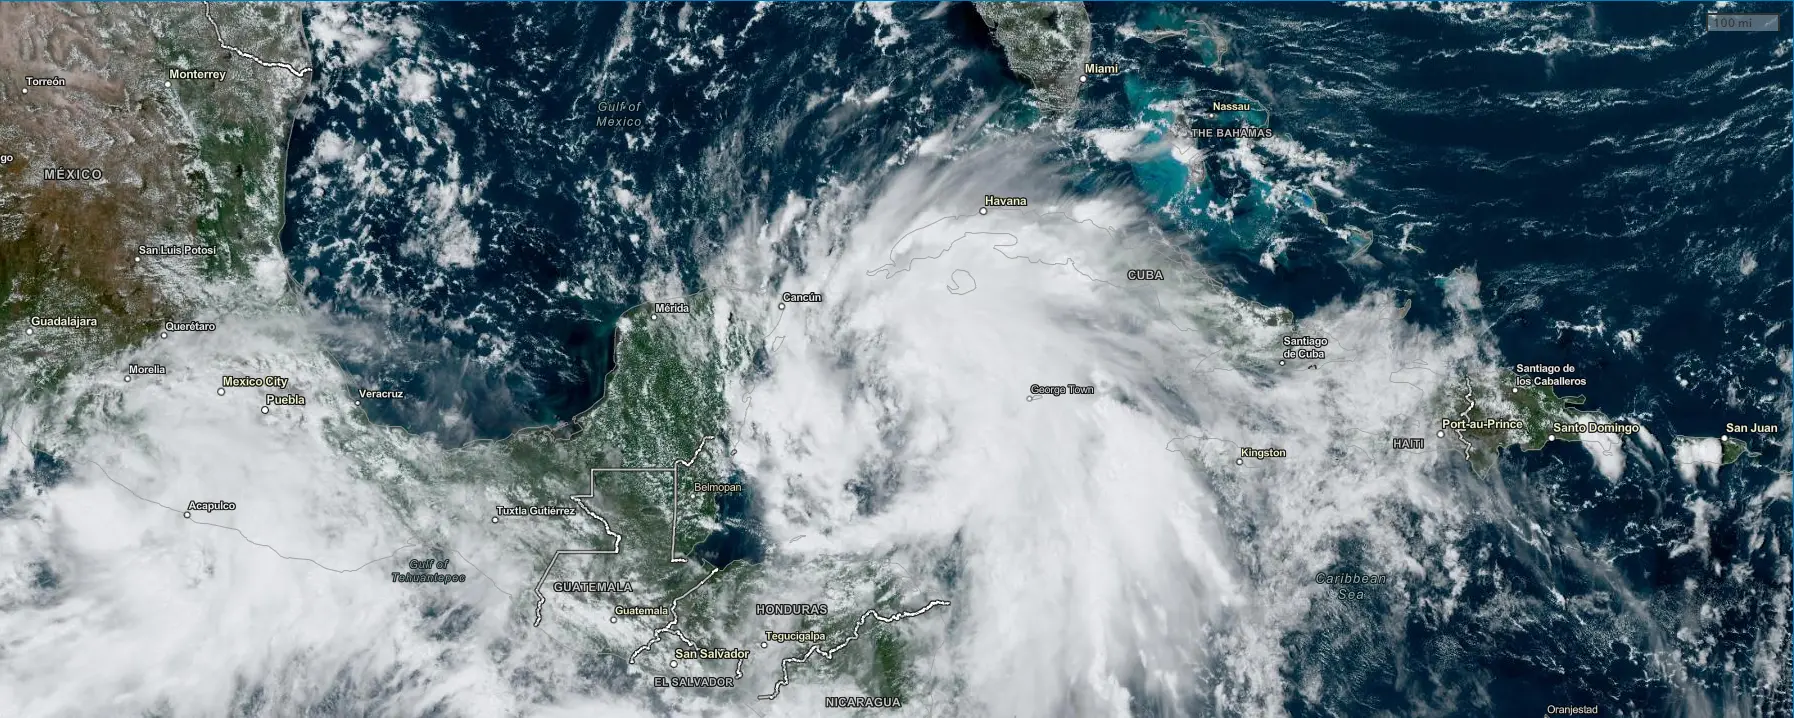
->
[777,303,785,310]
[1511,387,1518,393]
[161,331,168,339]
[25,327,33,335]
[1079,75,1087,83]
[183,511,191,519]
[1436,430,1445,438]
[1235,458,1244,466]
[1548,434,1556,442]
[669,660,678,668]
[760,641,769,648]
[217,387,225,396]
[610,617,618,623]
[491,516,499,524]
[124,375,131,383]
[165,81,171,87]
[978,207,988,215]
[260,406,269,415]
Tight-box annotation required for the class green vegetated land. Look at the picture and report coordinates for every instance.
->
[1456,371,1752,474]
[2,5,306,395]
[440,296,940,700]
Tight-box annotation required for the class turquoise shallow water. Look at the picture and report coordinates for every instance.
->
[277,3,1790,714]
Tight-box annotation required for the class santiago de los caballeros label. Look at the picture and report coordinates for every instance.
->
[1514,363,1588,387]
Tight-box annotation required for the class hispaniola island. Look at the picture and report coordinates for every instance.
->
[0,3,1787,717]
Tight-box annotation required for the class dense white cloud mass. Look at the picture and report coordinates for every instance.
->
[0,315,530,715]
[0,137,1492,717]
[711,142,1488,715]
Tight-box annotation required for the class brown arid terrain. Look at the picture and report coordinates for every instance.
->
[0,2,309,391]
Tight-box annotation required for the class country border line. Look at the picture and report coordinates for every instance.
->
[757,600,952,701]
[203,2,314,79]
[628,567,721,664]
[530,437,714,627]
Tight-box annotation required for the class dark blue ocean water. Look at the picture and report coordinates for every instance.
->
[283,3,1006,444]
[283,4,1789,715]
[691,470,765,569]
[1070,4,1790,715]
